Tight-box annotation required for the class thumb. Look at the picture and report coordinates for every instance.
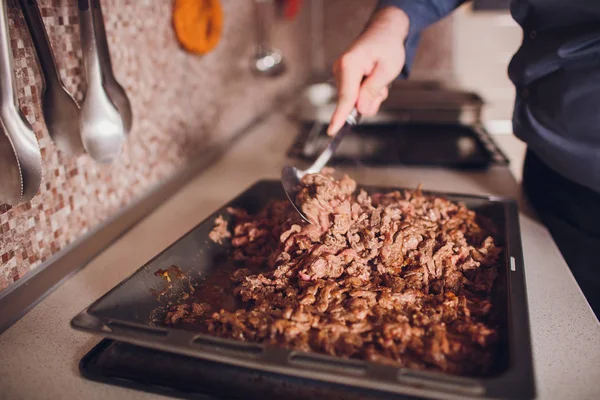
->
[356,62,394,115]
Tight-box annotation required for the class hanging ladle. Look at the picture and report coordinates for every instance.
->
[78,0,132,163]
[251,0,285,76]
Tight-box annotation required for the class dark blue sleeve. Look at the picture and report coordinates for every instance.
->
[376,0,467,77]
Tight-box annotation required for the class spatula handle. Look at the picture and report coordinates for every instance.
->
[307,108,360,174]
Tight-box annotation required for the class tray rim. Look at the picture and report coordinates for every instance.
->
[286,121,510,169]
[79,339,219,400]
[71,179,536,400]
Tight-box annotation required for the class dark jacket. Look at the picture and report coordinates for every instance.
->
[377,0,600,193]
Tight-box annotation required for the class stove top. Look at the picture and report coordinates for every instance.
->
[80,339,416,400]
[287,122,508,169]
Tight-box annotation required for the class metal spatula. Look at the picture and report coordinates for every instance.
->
[281,108,360,223]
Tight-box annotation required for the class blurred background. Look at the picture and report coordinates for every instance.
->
[0,0,522,294]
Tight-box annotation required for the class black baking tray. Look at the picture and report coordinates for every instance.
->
[80,338,420,400]
[71,180,535,400]
[286,122,509,169]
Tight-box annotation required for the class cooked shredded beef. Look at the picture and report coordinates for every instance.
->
[209,215,231,244]
[165,171,502,376]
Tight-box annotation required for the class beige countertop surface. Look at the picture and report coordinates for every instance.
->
[1,113,599,400]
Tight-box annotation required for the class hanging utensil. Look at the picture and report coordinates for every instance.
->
[78,0,131,163]
[251,0,285,76]
[0,0,42,205]
[87,0,132,133]
[275,0,303,20]
[19,0,84,156]
[308,0,326,80]
[172,0,223,55]
[281,108,360,223]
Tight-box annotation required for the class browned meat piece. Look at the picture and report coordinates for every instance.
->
[165,304,190,324]
[192,303,211,316]
[209,215,231,244]
[154,265,184,283]
[163,170,502,377]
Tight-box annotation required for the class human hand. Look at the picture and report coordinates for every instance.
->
[328,7,410,135]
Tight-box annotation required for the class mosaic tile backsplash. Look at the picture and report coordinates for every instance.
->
[0,0,311,291]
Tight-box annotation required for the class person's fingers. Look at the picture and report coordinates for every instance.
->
[382,85,389,99]
[358,87,389,117]
[328,54,364,136]
[356,62,394,114]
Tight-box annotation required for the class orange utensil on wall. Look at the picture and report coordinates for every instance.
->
[173,0,223,54]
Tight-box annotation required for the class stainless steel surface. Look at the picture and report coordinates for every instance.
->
[0,0,42,205]
[251,0,285,76]
[281,108,360,222]
[19,0,84,156]
[78,0,131,163]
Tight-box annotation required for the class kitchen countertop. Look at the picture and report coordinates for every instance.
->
[0,112,598,400]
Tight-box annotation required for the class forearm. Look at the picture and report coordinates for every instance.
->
[377,0,466,32]
[376,0,467,77]
[328,0,466,133]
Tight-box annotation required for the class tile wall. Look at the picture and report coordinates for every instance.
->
[0,0,311,291]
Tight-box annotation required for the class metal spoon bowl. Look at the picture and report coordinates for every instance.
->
[281,108,360,222]
[78,0,131,163]
[89,0,133,132]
